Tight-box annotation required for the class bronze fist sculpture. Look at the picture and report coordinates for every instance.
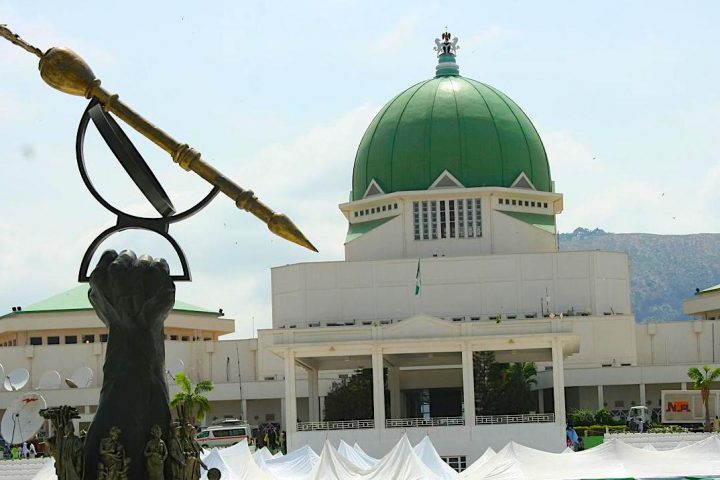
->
[84,250,175,480]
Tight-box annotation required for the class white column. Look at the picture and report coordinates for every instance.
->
[639,383,646,407]
[284,350,297,448]
[372,349,385,429]
[308,368,319,422]
[597,385,604,410]
[681,382,687,390]
[462,347,476,427]
[280,398,285,430]
[538,389,545,413]
[388,366,401,419]
[319,396,326,422]
[241,398,248,422]
[551,339,566,426]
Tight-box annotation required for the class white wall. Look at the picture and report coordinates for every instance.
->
[271,251,632,328]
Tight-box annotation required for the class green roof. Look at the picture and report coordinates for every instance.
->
[352,60,550,201]
[5,285,219,316]
[345,216,397,243]
[698,283,720,295]
[498,211,556,234]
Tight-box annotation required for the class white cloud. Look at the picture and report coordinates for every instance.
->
[461,26,512,52]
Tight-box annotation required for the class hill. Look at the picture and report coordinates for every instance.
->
[559,228,720,322]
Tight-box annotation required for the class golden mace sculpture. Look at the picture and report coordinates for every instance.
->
[0,25,318,252]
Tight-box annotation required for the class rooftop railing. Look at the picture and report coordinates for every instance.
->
[296,419,374,431]
[475,413,555,424]
[385,417,465,428]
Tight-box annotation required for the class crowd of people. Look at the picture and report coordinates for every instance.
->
[2,440,38,459]
[252,424,286,455]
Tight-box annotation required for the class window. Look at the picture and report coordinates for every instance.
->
[181,336,189,341]
[466,199,474,237]
[430,201,438,239]
[170,335,178,341]
[524,201,529,206]
[457,200,464,238]
[100,334,109,343]
[498,198,503,204]
[439,201,447,238]
[531,201,536,207]
[30,337,42,346]
[83,335,95,344]
[441,456,467,473]
[48,336,59,345]
[413,202,420,240]
[511,199,516,205]
[382,205,386,211]
[359,210,364,216]
[354,212,358,217]
[543,202,548,208]
[197,431,210,439]
[421,201,429,240]
[371,208,375,214]
[65,336,77,344]
[448,200,456,238]
[474,199,482,237]
[394,203,398,209]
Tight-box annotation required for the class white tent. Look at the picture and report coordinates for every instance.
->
[413,436,459,479]
[338,440,378,470]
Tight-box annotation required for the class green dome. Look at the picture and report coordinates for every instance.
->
[352,72,551,201]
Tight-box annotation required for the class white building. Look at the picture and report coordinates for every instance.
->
[1,33,719,467]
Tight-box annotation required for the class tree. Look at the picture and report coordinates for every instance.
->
[687,365,720,431]
[496,362,538,414]
[473,351,503,414]
[170,371,214,425]
[324,369,388,421]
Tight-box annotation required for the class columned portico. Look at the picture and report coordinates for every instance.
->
[272,315,579,460]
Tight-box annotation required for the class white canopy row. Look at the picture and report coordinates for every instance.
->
[198,434,720,480]
[26,434,720,479]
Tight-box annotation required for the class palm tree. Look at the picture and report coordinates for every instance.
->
[498,362,538,414]
[170,371,214,425]
[687,365,720,431]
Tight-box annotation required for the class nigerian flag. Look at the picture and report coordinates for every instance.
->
[415,258,421,295]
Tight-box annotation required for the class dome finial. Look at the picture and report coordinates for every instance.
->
[434,30,460,77]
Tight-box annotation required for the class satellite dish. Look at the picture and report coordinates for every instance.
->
[166,359,184,383]
[0,393,46,444]
[36,370,62,390]
[65,367,93,389]
[3,368,30,391]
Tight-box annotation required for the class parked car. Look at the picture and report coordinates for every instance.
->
[196,420,252,449]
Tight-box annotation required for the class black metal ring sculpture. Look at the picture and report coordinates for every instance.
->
[76,99,220,282]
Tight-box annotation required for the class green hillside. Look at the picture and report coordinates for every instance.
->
[559,228,720,322]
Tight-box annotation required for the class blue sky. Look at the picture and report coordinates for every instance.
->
[1,1,719,337]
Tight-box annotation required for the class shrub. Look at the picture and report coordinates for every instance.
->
[594,409,614,425]
[575,425,628,436]
[568,409,596,427]
[649,425,689,433]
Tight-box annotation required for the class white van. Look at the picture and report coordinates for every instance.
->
[196,422,251,448]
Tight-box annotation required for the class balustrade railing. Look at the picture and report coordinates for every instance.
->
[385,417,465,428]
[475,413,555,424]
[296,419,375,431]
